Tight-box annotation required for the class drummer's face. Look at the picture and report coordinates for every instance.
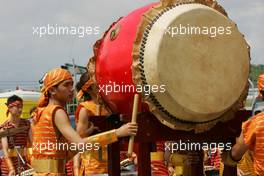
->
[52,79,74,103]
[9,103,23,117]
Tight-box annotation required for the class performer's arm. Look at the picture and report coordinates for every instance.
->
[231,117,256,161]
[1,135,15,174]
[76,108,94,137]
[54,109,137,146]
[54,109,84,144]
[223,119,254,165]
[28,122,33,146]
[222,121,254,166]
[231,131,249,161]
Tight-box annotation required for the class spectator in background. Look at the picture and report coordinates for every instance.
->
[73,71,112,176]
[0,95,31,176]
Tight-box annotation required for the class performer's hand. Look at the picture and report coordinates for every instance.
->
[116,122,138,137]
[131,152,138,165]
[86,122,100,136]
[8,169,15,176]
[168,165,175,176]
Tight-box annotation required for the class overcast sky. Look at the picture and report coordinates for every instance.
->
[0,0,263,90]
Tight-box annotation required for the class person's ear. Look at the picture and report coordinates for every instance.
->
[49,86,57,96]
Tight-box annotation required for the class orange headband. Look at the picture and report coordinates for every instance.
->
[76,79,94,101]
[7,100,23,108]
[6,101,23,116]
[38,68,72,107]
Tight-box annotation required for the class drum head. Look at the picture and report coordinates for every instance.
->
[132,1,250,132]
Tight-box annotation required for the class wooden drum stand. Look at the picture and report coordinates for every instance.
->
[91,110,251,176]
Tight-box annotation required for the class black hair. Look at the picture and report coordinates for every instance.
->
[6,95,23,105]
[76,72,92,101]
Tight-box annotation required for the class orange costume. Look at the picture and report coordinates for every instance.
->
[242,112,264,175]
[241,74,264,175]
[75,101,109,175]
[237,151,254,176]
[32,68,118,176]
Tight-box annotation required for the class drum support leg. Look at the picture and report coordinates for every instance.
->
[108,141,120,176]
[185,150,204,176]
[223,165,237,176]
[138,142,152,176]
[223,138,237,176]
[107,114,121,176]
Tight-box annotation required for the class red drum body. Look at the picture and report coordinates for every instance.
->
[94,3,157,115]
[90,0,250,132]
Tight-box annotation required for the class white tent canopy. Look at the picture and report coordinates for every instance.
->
[0,90,40,101]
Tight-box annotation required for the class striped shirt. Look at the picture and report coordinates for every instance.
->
[210,149,221,169]
[0,119,30,175]
[243,112,264,175]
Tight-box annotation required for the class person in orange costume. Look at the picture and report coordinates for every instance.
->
[73,72,112,176]
[31,68,137,176]
[222,73,264,175]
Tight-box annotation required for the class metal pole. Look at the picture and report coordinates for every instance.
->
[71,59,78,114]
[72,58,77,86]
[248,79,257,116]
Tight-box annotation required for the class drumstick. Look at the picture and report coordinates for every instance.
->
[127,94,139,157]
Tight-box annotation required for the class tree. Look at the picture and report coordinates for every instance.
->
[250,64,264,87]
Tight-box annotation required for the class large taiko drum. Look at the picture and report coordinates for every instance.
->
[88,0,250,132]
